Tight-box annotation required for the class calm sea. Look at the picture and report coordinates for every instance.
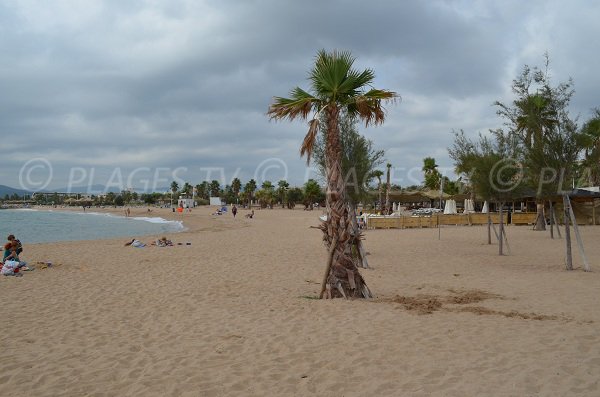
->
[0,209,184,244]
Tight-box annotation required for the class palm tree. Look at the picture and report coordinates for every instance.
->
[170,181,179,208]
[244,179,257,208]
[371,170,384,212]
[268,50,396,299]
[231,178,242,202]
[422,157,441,191]
[277,180,289,208]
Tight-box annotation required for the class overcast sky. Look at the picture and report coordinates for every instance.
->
[1,0,599,192]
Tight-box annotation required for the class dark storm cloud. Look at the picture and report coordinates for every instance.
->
[1,0,599,191]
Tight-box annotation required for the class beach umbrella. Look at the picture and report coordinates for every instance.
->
[444,199,457,214]
[464,199,475,213]
[482,201,489,213]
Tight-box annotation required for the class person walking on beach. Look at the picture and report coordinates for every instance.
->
[232,205,238,218]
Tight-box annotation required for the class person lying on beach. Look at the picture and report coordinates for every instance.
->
[124,239,146,248]
[7,234,22,255]
[245,210,254,219]
[151,236,173,247]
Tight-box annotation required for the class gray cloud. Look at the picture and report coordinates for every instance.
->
[1,0,599,191]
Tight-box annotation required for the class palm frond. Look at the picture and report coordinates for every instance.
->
[351,89,398,126]
[337,68,374,97]
[268,87,319,121]
[300,118,320,164]
[310,50,356,100]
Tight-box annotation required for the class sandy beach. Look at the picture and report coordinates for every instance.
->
[1,206,599,396]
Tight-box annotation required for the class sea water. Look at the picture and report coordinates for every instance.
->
[0,209,184,244]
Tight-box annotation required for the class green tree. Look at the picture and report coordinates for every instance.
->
[196,181,209,200]
[142,193,156,204]
[105,192,116,205]
[371,170,384,211]
[495,55,577,230]
[277,180,290,208]
[231,178,242,202]
[303,179,322,208]
[114,195,124,206]
[286,187,303,209]
[449,129,523,251]
[122,190,133,204]
[209,180,221,197]
[244,179,257,207]
[222,185,237,204]
[580,109,600,186]
[422,157,441,191]
[182,182,193,197]
[170,181,179,196]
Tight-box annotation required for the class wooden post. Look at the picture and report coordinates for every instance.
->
[499,202,504,256]
[487,211,492,245]
[549,200,554,239]
[502,222,511,255]
[566,195,591,272]
[552,205,562,238]
[563,195,573,271]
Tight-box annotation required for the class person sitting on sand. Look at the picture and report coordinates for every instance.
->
[3,241,19,262]
[245,209,254,219]
[125,239,146,248]
[7,234,22,255]
[2,241,28,270]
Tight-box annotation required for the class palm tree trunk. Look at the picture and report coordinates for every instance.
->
[499,202,504,255]
[377,180,382,214]
[385,167,391,214]
[321,106,371,299]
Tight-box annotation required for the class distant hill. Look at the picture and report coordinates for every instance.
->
[0,184,31,197]
[51,184,122,194]
[0,183,172,197]
[49,185,172,194]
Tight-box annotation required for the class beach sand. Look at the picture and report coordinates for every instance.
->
[1,206,599,396]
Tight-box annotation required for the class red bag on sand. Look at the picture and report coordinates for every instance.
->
[14,268,19,273]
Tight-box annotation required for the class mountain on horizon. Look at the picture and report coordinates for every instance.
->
[0,184,31,197]
[47,185,172,194]
[0,183,172,196]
